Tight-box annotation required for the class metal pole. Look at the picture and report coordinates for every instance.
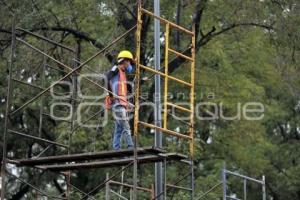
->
[151,184,155,200]
[133,135,138,200]
[1,15,15,200]
[190,160,194,200]
[65,172,71,200]
[154,1,163,200]
[163,158,167,200]
[38,43,46,138]
[243,179,247,200]
[68,41,79,154]
[262,175,266,200]
[133,1,142,199]
[119,167,125,200]
[105,173,110,200]
[130,188,133,200]
[66,41,80,200]
[224,170,263,184]
[222,163,227,200]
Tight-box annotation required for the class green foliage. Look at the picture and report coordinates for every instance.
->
[0,0,299,199]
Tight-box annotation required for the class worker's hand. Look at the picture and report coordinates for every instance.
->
[142,76,150,81]
[105,95,112,110]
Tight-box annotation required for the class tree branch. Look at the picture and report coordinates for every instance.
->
[193,0,208,41]
[24,26,113,62]
[197,22,274,48]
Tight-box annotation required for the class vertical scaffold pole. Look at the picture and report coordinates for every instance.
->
[262,175,266,200]
[1,15,16,200]
[222,163,227,200]
[38,43,46,138]
[154,1,163,199]
[163,158,167,200]
[133,1,142,199]
[105,173,110,200]
[243,179,247,200]
[189,24,196,200]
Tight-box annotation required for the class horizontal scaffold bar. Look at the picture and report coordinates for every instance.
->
[139,64,192,87]
[168,48,194,62]
[225,170,264,184]
[141,8,194,36]
[167,102,192,113]
[139,121,192,140]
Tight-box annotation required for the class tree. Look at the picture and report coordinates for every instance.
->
[0,0,299,199]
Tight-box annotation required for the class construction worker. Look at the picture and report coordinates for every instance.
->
[105,50,134,150]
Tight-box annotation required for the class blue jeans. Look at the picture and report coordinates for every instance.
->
[112,105,134,150]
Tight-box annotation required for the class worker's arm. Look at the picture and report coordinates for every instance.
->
[105,65,118,97]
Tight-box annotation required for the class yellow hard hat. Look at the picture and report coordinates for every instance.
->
[117,50,133,60]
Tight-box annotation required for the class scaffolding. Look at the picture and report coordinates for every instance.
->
[1,1,196,200]
[0,1,270,200]
[194,164,266,200]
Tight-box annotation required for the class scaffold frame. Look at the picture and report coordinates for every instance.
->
[1,1,196,200]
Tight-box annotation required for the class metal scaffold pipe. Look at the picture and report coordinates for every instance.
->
[1,15,16,200]
[154,0,164,200]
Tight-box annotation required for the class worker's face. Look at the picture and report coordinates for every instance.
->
[121,60,132,73]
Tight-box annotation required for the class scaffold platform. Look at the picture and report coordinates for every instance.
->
[8,147,188,171]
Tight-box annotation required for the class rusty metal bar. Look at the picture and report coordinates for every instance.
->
[8,129,68,148]
[167,102,192,113]
[141,8,194,36]
[109,180,152,193]
[139,121,192,140]
[133,3,142,200]
[189,25,196,159]
[140,64,192,87]
[16,27,75,52]
[168,48,194,62]
[163,23,170,131]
